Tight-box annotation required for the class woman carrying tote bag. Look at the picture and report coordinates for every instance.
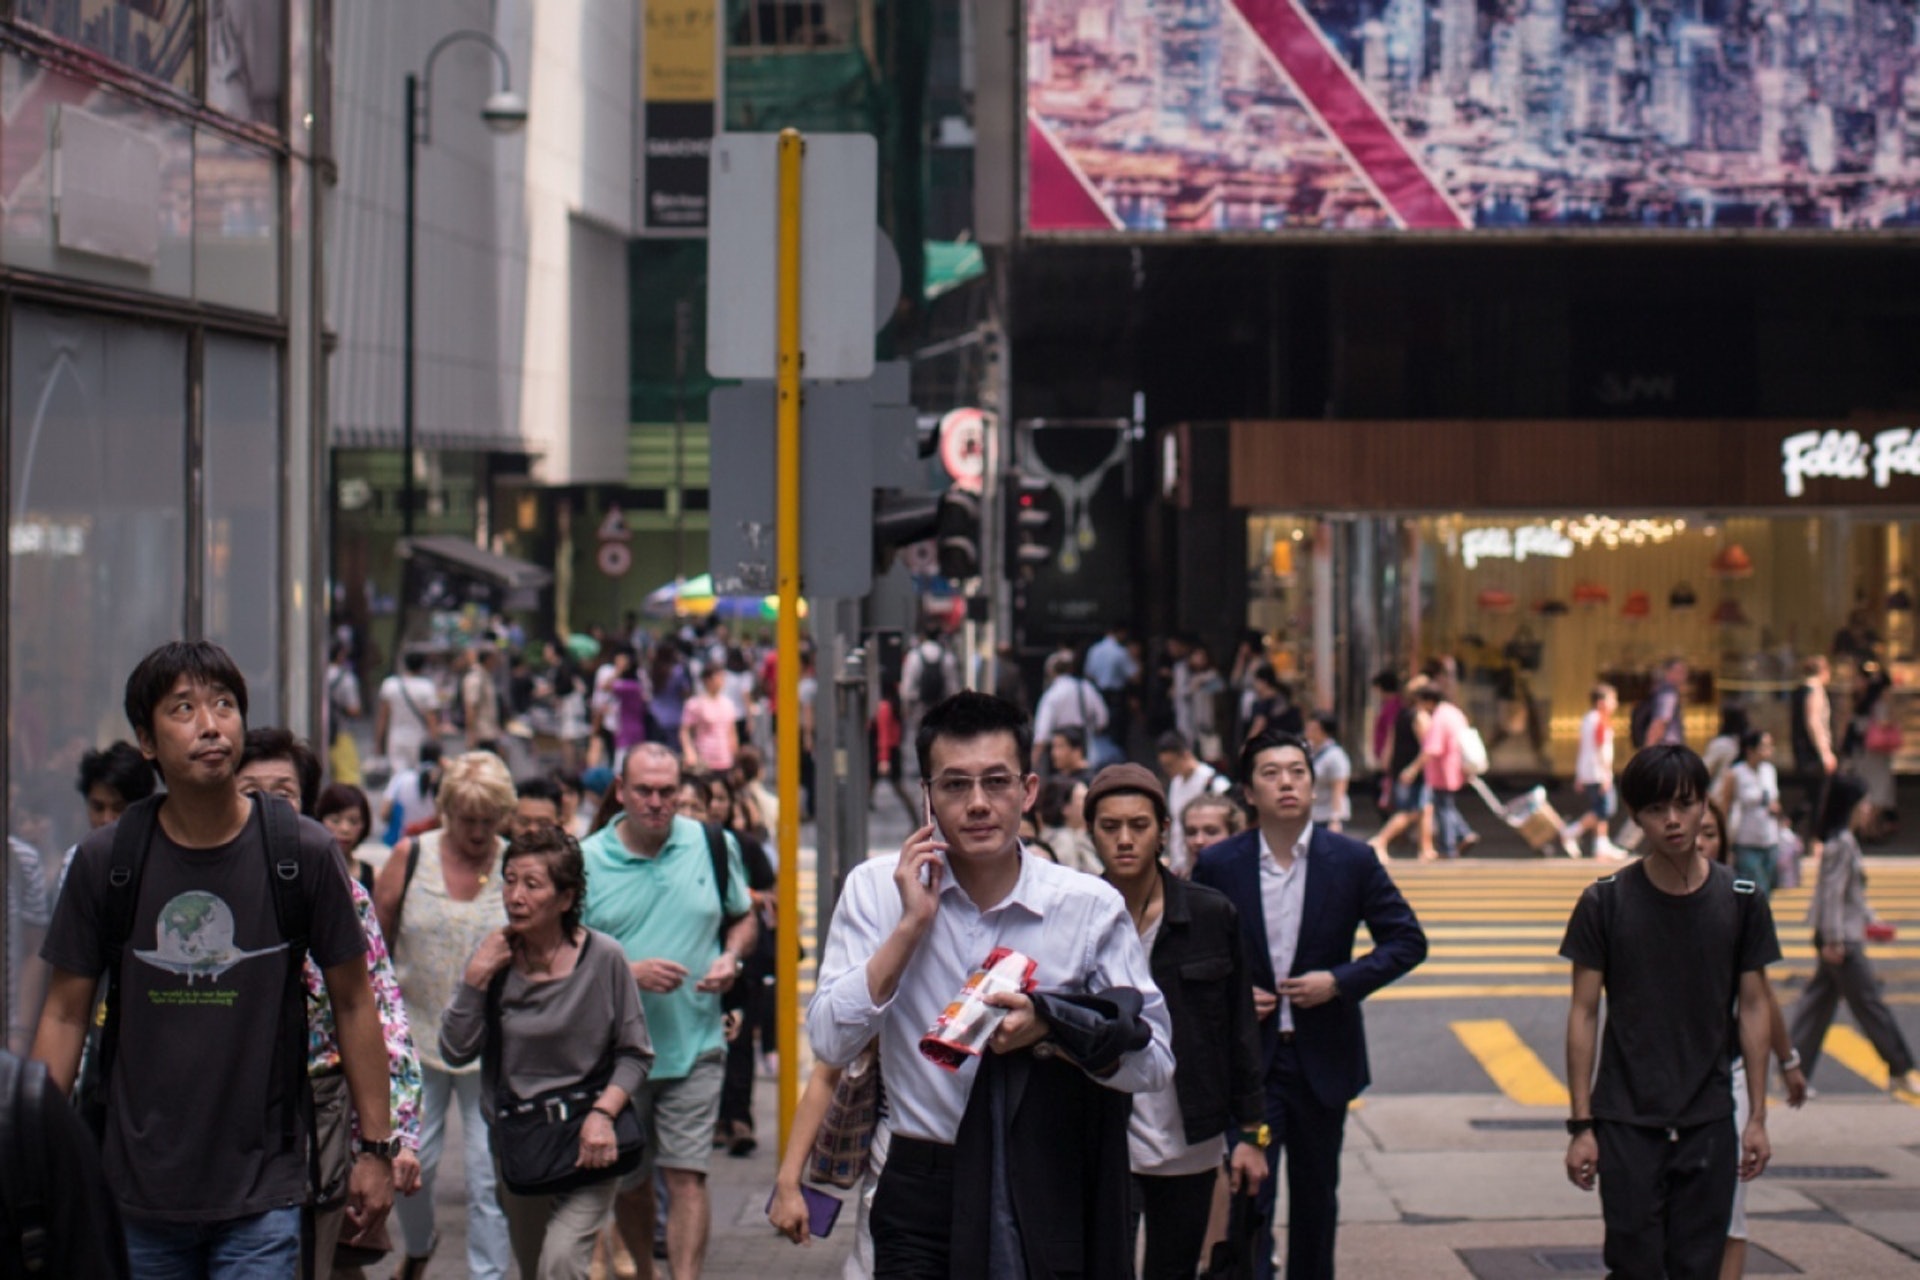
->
[441,825,654,1279]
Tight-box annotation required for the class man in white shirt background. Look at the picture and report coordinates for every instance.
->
[808,692,1173,1274]
[1156,731,1225,875]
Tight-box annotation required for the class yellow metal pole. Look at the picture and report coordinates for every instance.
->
[774,126,804,1157]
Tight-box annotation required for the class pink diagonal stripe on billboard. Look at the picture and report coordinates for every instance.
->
[1233,0,1467,229]
[1027,113,1121,231]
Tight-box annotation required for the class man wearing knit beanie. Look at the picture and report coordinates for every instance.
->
[1086,763,1267,1278]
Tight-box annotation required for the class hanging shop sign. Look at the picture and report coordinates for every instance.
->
[1460,525,1574,570]
[1781,427,1920,499]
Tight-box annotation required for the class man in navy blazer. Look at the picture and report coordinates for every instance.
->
[1193,730,1427,1280]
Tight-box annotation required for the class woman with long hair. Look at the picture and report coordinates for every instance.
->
[1699,798,1806,1280]
[1787,772,1920,1099]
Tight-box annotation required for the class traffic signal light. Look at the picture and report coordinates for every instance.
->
[871,490,941,577]
[935,488,982,580]
[1005,470,1054,580]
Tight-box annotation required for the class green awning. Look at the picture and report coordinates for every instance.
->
[923,240,984,301]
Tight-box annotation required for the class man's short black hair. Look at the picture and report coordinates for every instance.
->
[515,775,563,806]
[1237,730,1315,787]
[239,727,323,816]
[1051,725,1087,754]
[1311,712,1339,738]
[915,691,1033,779]
[1618,744,1710,815]
[76,741,158,806]
[404,652,429,674]
[1154,730,1191,757]
[124,640,249,741]
[419,740,445,768]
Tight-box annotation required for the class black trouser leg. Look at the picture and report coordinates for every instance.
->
[1254,1040,1345,1280]
[1595,1119,1735,1280]
[1130,1169,1220,1280]
[871,1138,954,1279]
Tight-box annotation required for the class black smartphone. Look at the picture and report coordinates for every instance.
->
[765,1184,843,1238]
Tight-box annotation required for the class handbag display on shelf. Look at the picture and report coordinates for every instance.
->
[806,1047,881,1190]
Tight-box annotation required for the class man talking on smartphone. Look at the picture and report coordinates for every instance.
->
[809,692,1173,1277]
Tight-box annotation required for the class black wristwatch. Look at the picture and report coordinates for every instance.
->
[353,1135,404,1160]
[1565,1118,1595,1137]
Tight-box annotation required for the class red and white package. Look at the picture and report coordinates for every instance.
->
[918,947,1038,1070]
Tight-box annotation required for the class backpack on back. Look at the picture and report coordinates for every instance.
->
[914,644,949,707]
[0,1050,129,1277]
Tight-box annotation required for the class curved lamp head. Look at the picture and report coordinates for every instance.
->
[480,90,529,134]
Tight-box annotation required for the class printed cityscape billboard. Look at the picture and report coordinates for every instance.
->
[1025,0,1920,232]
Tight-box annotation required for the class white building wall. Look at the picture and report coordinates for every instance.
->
[329,0,634,486]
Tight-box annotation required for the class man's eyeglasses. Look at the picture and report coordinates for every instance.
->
[926,772,1024,800]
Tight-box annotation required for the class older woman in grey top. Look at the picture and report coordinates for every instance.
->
[442,825,653,1280]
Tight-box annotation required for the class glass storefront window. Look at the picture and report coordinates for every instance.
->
[0,53,195,297]
[195,130,282,313]
[16,0,201,95]
[8,306,188,1047]
[203,335,282,726]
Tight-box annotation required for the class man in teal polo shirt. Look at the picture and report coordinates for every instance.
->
[583,742,754,1280]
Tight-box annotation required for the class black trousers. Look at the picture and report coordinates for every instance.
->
[871,1136,955,1279]
[1130,1168,1219,1280]
[1254,1039,1345,1280]
[1594,1117,1736,1280]
[718,970,772,1129]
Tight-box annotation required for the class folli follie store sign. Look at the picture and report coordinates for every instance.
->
[1225,418,1920,511]
[641,0,718,233]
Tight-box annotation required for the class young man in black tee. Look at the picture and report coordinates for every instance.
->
[1560,744,1780,1280]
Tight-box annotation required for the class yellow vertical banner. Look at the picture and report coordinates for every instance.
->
[640,0,719,231]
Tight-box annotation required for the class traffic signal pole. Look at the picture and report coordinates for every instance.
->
[774,127,804,1155]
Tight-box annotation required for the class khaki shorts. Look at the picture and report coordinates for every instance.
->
[623,1050,726,1182]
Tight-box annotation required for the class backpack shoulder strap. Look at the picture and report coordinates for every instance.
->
[260,795,309,952]
[255,795,313,1156]
[96,794,164,1091]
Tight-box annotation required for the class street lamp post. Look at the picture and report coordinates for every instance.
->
[401,31,528,537]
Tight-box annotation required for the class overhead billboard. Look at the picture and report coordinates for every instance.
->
[1025,0,1920,233]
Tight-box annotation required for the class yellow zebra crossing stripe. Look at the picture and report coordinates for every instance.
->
[1451,1019,1569,1107]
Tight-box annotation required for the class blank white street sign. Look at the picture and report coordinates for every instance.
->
[707,132,878,380]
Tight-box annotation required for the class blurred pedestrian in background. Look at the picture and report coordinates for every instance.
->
[1717,731,1784,894]
[375,751,517,1279]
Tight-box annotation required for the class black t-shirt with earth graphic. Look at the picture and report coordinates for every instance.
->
[43,801,365,1222]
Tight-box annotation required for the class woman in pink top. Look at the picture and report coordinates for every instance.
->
[1403,683,1477,859]
[681,664,740,772]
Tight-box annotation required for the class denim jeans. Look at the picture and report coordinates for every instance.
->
[1432,787,1472,856]
[123,1207,300,1279]
[392,1065,511,1278]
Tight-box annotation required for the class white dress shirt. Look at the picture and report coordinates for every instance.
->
[1259,825,1314,1034]
[809,847,1175,1145]
[1127,916,1227,1176]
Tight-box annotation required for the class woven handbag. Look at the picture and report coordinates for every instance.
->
[806,1048,881,1189]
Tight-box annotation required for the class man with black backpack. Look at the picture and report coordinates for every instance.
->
[580,743,755,1280]
[32,640,396,1277]
[900,626,959,768]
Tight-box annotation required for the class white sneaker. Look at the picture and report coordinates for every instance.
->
[1560,832,1584,858]
[1595,837,1627,861]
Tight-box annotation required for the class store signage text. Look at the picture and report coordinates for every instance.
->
[1461,525,1575,570]
[1781,428,1920,498]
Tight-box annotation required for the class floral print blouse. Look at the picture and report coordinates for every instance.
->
[305,877,424,1149]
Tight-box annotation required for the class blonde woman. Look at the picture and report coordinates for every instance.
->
[374,751,518,1279]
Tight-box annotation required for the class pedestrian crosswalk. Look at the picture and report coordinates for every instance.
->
[1381,858,1920,1107]
[1374,859,1920,1001]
